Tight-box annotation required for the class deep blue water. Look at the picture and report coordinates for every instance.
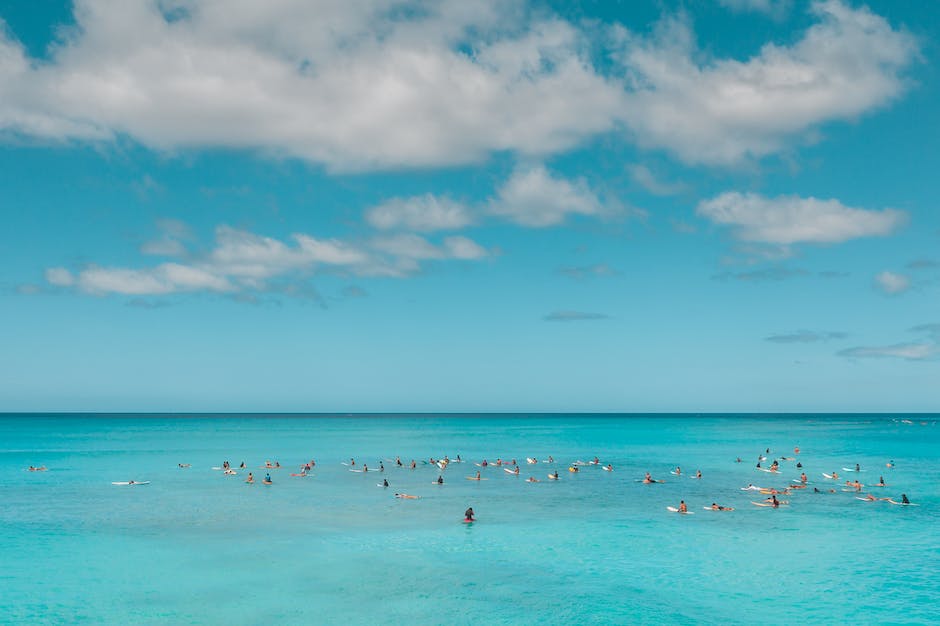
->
[1,414,938,624]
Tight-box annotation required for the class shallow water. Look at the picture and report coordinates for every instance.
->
[2,414,938,624]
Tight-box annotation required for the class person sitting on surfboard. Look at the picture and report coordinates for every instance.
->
[382,479,389,488]
[901,494,910,504]
[437,475,444,484]
[246,472,254,483]
[464,507,474,521]
[695,470,702,478]
[264,473,272,483]
[878,476,886,486]
[551,471,559,479]
[678,501,687,513]
[474,471,481,480]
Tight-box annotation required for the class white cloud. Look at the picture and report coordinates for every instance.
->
[839,343,935,361]
[874,270,910,294]
[45,267,75,287]
[46,223,489,297]
[489,165,605,227]
[0,1,623,171]
[697,192,905,245]
[718,0,792,19]
[618,1,918,165]
[365,194,472,232]
[627,164,686,196]
[2,1,914,170]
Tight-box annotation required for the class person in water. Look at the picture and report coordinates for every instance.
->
[855,464,861,472]
[246,472,254,483]
[382,479,389,487]
[878,476,886,486]
[678,500,687,513]
[464,507,474,521]
[379,463,385,472]
[800,473,808,483]
[437,475,444,484]
[901,493,910,504]
[796,462,802,468]
[711,503,732,511]
[770,495,780,508]
[551,471,559,479]
[674,466,681,475]
[695,470,702,479]
[264,473,272,483]
[474,471,481,480]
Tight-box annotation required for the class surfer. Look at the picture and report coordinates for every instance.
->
[711,503,733,511]
[855,463,861,472]
[800,473,808,483]
[246,472,254,483]
[878,476,886,486]
[264,473,272,484]
[474,471,481,480]
[901,493,910,504]
[606,464,613,471]
[395,493,419,499]
[464,507,474,521]
[396,456,402,467]
[550,471,559,480]
[437,475,444,484]
[695,470,702,479]
[674,466,681,476]
[410,460,416,469]
[177,463,190,468]
[767,495,780,508]
[382,479,389,488]
[526,477,539,482]
[678,501,688,513]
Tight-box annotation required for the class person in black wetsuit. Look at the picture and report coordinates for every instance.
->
[464,507,474,521]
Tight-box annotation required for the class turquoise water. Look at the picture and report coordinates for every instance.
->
[2,414,938,625]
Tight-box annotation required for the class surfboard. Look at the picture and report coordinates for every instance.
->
[843,467,866,472]
[526,458,538,464]
[703,506,734,511]
[751,501,789,507]
[463,518,474,523]
[855,497,878,502]
[465,476,487,480]
[603,466,613,471]
[111,481,150,485]
[547,474,559,480]
[822,473,838,479]
[503,468,519,475]
[666,506,693,514]
[887,500,918,506]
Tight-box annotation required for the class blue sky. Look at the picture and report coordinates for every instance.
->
[1,0,938,412]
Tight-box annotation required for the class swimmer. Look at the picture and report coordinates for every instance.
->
[464,507,474,521]
[246,472,254,483]
[678,500,688,513]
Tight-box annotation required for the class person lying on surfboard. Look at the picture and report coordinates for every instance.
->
[710,503,733,511]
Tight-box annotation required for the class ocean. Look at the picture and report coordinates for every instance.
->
[1,414,937,625]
